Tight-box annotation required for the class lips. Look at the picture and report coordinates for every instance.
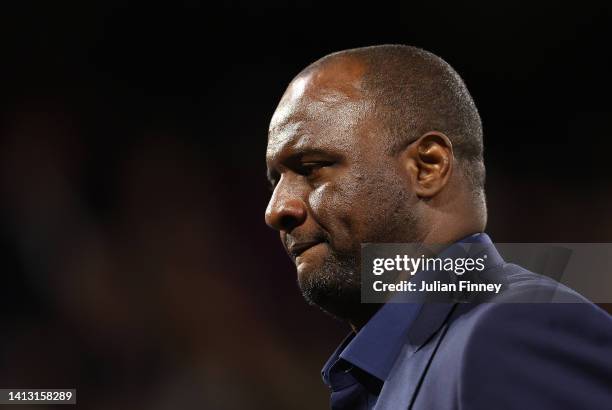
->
[288,241,322,258]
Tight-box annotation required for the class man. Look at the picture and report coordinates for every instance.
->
[264,45,612,409]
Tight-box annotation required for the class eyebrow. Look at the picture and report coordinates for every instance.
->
[265,146,341,187]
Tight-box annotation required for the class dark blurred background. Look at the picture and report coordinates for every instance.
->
[0,2,610,409]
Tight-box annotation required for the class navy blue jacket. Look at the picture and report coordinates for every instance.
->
[325,235,612,409]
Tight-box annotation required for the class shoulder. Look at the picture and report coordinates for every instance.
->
[482,261,591,302]
[454,264,612,409]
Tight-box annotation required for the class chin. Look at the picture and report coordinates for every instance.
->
[296,254,362,321]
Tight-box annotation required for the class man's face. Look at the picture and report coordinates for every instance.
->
[265,66,419,319]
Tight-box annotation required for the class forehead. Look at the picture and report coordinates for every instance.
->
[267,61,372,162]
[267,97,370,163]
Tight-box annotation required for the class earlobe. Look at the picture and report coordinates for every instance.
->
[403,132,453,198]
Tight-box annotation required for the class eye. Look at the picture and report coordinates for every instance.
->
[297,161,334,177]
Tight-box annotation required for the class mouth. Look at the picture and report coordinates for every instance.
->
[288,241,323,259]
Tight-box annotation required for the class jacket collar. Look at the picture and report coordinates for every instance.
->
[322,232,502,384]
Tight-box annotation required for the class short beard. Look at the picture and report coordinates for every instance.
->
[297,248,364,321]
[298,192,420,323]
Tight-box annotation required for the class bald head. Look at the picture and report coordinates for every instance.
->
[279,44,485,195]
[269,53,368,138]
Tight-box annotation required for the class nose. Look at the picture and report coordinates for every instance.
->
[265,181,307,232]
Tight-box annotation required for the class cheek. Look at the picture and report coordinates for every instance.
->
[308,182,353,221]
[307,180,358,245]
[307,170,400,246]
[317,168,415,244]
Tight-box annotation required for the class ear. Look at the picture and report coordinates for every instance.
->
[402,132,453,198]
